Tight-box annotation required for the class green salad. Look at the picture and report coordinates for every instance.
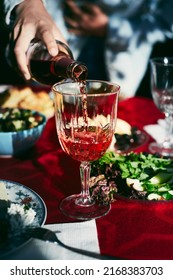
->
[90,152,173,203]
[0,108,45,132]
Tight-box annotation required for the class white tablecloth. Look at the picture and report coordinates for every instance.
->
[3,220,100,260]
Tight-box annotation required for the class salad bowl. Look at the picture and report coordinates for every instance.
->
[0,108,46,157]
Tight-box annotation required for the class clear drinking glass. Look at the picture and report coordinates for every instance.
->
[53,80,120,220]
[149,57,173,156]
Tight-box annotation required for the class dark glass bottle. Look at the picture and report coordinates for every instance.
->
[26,40,88,85]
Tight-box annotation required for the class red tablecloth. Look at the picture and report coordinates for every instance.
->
[2,96,173,260]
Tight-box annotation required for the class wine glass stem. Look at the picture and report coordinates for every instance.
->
[76,161,94,207]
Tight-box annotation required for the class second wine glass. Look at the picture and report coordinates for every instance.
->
[53,80,120,220]
[149,57,173,157]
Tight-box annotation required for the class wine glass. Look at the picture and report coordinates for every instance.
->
[53,80,120,220]
[149,57,173,157]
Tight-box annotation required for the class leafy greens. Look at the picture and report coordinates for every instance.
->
[90,152,173,202]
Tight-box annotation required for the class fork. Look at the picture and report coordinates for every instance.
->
[25,227,123,260]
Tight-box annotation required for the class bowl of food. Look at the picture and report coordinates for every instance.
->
[0,107,46,157]
[108,118,149,153]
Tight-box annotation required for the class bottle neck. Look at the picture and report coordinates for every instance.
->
[54,57,88,82]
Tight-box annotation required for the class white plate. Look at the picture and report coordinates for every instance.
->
[0,180,47,257]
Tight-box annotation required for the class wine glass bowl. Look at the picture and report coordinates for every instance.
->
[53,80,120,220]
[149,57,173,157]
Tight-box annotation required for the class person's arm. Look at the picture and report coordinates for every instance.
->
[4,0,67,81]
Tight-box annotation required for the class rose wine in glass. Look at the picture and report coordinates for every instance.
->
[149,57,173,156]
[53,80,120,220]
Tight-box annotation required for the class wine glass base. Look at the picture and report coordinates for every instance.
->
[149,142,173,157]
[59,194,111,220]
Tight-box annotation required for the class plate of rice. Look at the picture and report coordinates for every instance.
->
[0,180,47,257]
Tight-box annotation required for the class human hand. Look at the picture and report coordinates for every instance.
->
[64,0,108,37]
[9,0,67,80]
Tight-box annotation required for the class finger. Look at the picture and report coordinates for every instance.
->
[11,22,38,79]
[36,20,67,56]
[65,0,83,18]
[38,30,58,56]
[67,28,86,36]
[14,34,33,80]
[64,16,79,29]
[83,3,102,15]
[36,24,59,56]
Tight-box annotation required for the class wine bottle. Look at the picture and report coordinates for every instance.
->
[26,40,88,85]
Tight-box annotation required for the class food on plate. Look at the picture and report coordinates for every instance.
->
[0,182,9,243]
[108,118,148,152]
[0,181,36,245]
[90,151,173,203]
[113,119,148,152]
[115,118,131,135]
[7,203,36,236]
[0,87,54,118]
[0,202,36,244]
[0,108,45,132]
